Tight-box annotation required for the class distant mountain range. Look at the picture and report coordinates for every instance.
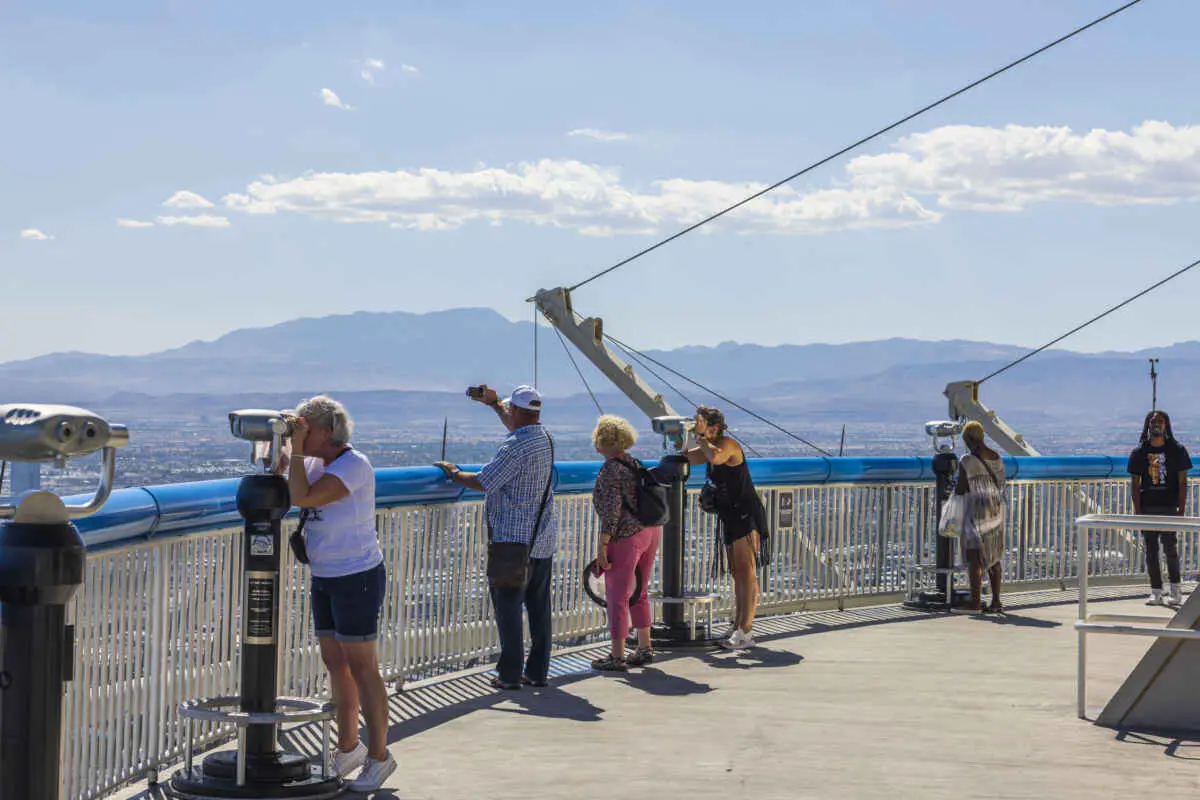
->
[3,307,1198,452]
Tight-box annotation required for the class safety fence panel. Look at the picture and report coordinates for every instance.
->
[64,477,1180,799]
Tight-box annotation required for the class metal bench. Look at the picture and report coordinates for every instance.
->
[646,590,722,640]
[905,562,968,605]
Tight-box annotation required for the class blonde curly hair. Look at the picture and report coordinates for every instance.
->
[962,420,986,450]
[592,414,637,452]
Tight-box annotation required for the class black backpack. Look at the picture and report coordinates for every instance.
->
[617,459,671,526]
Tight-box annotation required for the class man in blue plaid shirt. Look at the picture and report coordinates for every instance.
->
[435,384,556,689]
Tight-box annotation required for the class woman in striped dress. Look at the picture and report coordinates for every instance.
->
[955,421,1007,613]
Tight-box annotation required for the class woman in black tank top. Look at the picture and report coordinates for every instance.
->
[688,406,766,650]
[707,459,764,545]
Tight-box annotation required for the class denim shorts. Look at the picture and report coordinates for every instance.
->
[310,562,386,642]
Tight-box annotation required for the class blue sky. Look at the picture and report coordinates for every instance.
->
[3,0,1199,362]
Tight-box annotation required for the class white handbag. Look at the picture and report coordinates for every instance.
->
[938,494,965,538]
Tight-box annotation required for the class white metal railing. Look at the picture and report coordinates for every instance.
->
[1073,512,1200,719]
[61,477,1197,799]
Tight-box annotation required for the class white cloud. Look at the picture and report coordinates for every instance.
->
[117,219,155,228]
[401,63,418,74]
[568,128,631,142]
[215,120,1200,237]
[360,58,386,83]
[221,159,935,235]
[321,88,351,110]
[19,228,52,241]
[155,214,231,228]
[844,120,1200,212]
[162,190,215,209]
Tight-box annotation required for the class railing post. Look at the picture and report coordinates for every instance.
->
[836,486,846,611]
[875,487,890,593]
[148,545,170,775]
[395,509,411,688]
[1077,520,1090,718]
[1018,484,1031,582]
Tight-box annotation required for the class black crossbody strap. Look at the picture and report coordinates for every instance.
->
[528,432,555,551]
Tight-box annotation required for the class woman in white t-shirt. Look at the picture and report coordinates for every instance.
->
[285,395,395,791]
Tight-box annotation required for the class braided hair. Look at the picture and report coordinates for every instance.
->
[1139,410,1176,448]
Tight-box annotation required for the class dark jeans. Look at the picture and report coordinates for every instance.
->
[1143,531,1181,590]
[490,557,553,684]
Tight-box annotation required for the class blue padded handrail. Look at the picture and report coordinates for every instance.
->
[68,455,1143,549]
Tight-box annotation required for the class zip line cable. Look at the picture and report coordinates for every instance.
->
[567,0,1144,293]
[607,336,701,410]
[552,325,605,414]
[607,338,763,457]
[978,254,1200,385]
[607,333,797,458]
[564,306,702,410]
[738,438,764,459]
[603,331,833,457]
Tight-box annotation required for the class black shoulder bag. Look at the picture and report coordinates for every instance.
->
[289,508,313,564]
[699,462,733,515]
[486,434,555,590]
[617,458,671,526]
[288,447,353,565]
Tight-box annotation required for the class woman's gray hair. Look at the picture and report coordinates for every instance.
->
[295,395,354,446]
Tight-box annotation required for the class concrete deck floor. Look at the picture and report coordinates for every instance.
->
[117,586,1200,799]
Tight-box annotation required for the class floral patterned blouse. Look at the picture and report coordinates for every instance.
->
[592,453,645,540]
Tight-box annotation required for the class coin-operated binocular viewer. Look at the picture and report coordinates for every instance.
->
[647,415,719,644]
[905,420,967,610]
[169,410,342,799]
[0,404,129,799]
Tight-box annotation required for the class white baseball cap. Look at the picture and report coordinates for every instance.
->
[509,385,543,411]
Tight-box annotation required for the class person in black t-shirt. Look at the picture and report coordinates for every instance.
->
[1127,410,1192,606]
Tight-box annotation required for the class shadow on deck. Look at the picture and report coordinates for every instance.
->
[116,585,1200,799]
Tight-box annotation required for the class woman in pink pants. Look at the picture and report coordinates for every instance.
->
[590,415,662,672]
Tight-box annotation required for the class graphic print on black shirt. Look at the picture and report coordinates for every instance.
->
[1128,441,1193,512]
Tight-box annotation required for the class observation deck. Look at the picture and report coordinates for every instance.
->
[26,455,1200,799]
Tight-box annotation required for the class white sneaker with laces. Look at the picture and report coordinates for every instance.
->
[1147,589,1164,606]
[332,741,367,777]
[1167,584,1183,607]
[738,632,757,648]
[348,753,398,792]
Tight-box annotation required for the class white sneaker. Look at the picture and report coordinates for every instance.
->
[720,629,756,649]
[1167,584,1183,607]
[1147,590,1164,606]
[719,628,745,649]
[332,741,367,777]
[347,753,397,792]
